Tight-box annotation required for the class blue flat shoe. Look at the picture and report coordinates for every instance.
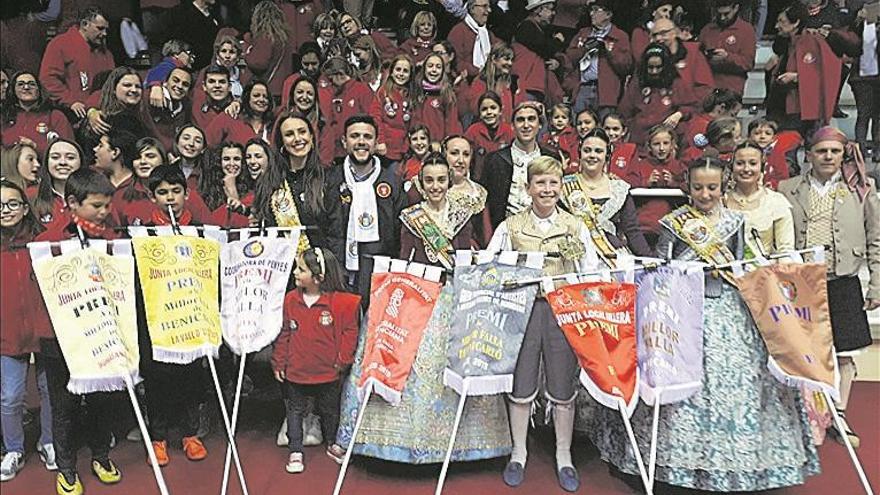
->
[502,461,525,487]
[557,466,580,492]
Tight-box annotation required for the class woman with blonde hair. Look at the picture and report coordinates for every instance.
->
[399,11,438,63]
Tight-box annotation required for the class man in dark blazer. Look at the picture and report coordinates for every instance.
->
[479,101,562,230]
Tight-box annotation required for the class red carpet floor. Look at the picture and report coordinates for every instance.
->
[3,382,877,495]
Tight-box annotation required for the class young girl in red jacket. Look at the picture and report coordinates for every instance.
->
[272,247,360,473]
[411,53,462,143]
[29,138,83,230]
[370,55,415,162]
[603,111,638,177]
[465,92,515,181]
[0,179,55,482]
[541,103,579,172]
[399,125,432,183]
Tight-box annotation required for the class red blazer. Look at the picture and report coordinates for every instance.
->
[113,183,157,226]
[1,232,49,355]
[191,98,230,133]
[370,87,412,161]
[399,156,423,182]
[271,290,361,384]
[411,93,462,145]
[540,126,579,169]
[318,78,374,163]
[619,77,700,145]
[608,141,639,178]
[630,26,651,64]
[763,131,803,189]
[699,18,756,96]
[279,73,302,110]
[278,0,323,55]
[399,37,435,64]
[243,32,295,99]
[671,42,715,108]
[1,109,74,156]
[775,33,841,123]
[624,153,685,233]
[562,24,633,107]
[447,22,501,78]
[209,190,253,227]
[38,26,115,108]
[205,113,270,147]
[681,112,712,149]
[465,121,515,180]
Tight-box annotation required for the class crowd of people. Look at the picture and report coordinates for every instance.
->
[1,0,878,494]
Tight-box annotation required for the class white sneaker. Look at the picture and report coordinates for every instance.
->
[37,443,58,471]
[276,419,288,447]
[285,452,304,474]
[0,452,25,481]
[303,414,323,446]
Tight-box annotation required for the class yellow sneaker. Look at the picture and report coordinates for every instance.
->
[56,472,83,495]
[91,459,122,484]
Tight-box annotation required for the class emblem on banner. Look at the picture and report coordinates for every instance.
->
[779,280,797,302]
[386,288,404,317]
[682,218,710,245]
[358,212,375,228]
[243,239,264,258]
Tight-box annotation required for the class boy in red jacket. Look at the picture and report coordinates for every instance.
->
[34,169,121,495]
[272,247,360,473]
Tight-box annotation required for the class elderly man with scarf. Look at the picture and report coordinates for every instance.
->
[448,0,500,79]
[778,126,880,450]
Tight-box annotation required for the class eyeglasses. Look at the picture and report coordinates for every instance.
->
[15,81,38,88]
[652,28,675,38]
[472,3,491,10]
[1,200,25,212]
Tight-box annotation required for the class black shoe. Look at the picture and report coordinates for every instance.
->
[833,108,848,119]
[502,461,525,487]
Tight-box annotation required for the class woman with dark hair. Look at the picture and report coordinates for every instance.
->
[115,137,168,226]
[253,110,345,261]
[281,77,321,131]
[199,142,254,227]
[350,35,382,91]
[561,127,651,265]
[461,43,524,126]
[619,42,700,144]
[1,71,73,155]
[411,53,462,143]
[764,3,842,134]
[169,124,214,221]
[0,142,41,189]
[243,137,275,185]
[207,80,276,146]
[30,138,83,228]
[681,115,742,164]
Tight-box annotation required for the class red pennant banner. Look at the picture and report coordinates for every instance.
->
[548,281,639,414]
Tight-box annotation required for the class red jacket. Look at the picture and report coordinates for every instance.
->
[279,73,302,110]
[624,153,685,234]
[209,191,253,227]
[399,37,435,64]
[38,26,115,108]
[1,109,74,156]
[411,92,462,144]
[278,0,323,56]
[205,112,270,147]
[681,112,712,149]
[770,33,841,124]
[671,42,716,108]
[447,22,500,79]
[540,126,579,169]
[318,78,374,163]
[370,87,413,161]
[465,121,514,180]
[630,26,651,64]
[763,131,803,189]
[699,18,756,96]
[191,97,230,132]
[243,32,295,99]
[271,290,361,384]
[619,77,701,145]
[608,142,638,178]
[1,232,49,355]
[113,183,157,226]
[563,24,633,107]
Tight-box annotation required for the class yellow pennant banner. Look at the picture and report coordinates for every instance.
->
[33,248,140,393]
[134,236,221,364]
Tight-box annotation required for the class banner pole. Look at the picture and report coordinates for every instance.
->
[617,398,654,495]
[207,357,250,495]
[125,376,170,495]
[333,383,373,495]
[824,391,874,495]
[220,353,247,495]
[648,388,662,490]
[435,379,470,495]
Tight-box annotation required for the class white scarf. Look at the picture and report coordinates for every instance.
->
[344,156,382,270]
[465,14,491,70]
[860,22,878,77]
